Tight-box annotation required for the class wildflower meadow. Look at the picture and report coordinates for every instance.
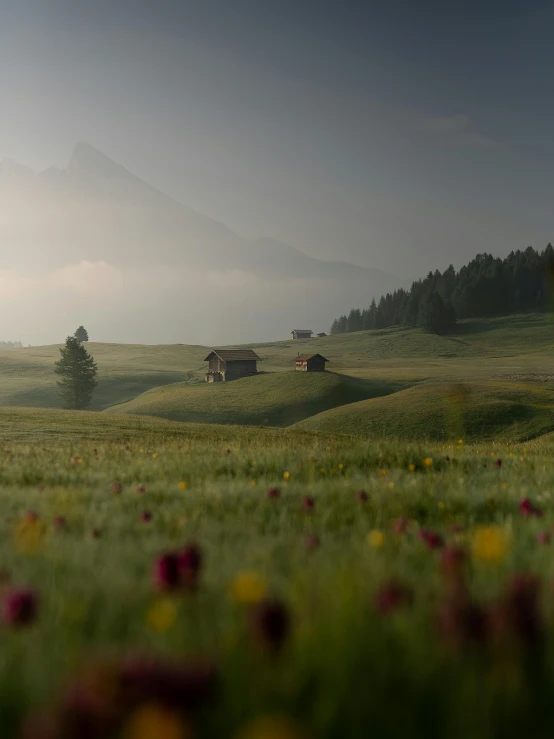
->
[1,420,554,738]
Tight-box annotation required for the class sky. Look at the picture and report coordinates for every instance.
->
[0,0,553,343]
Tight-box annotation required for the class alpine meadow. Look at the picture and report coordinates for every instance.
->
[3,2,554,739]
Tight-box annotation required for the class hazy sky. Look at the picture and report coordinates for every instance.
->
[1,0,553,277]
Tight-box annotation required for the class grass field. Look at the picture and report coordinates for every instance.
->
[0,312,552,416]
[108,372,405,427]
[0,408,553,737]
[296,380,554,442]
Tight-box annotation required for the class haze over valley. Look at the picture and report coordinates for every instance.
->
[0,142,402,345]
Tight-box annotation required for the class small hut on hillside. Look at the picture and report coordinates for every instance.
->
[295,353,329,372]
[291,329,313,340]
[317,332,327,337]
[204,349,260,382]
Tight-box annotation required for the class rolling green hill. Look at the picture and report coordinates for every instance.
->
[107,371,403,427]
[0,314,552,437]
[295,380,554,442]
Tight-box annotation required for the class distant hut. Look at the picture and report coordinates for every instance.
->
[317,332,327,337]
[295,353,329,372]
[204,349,260,382]
[291,329,313,340]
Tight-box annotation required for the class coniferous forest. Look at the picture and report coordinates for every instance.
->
[330,245,554,335]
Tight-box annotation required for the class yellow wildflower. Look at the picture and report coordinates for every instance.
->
[178,481,188,490]
[235,715,307,739]
[249,480,257,487]
[229,571,267,605]
[283,471,291,480]
[471,526,509,563]
[152,452,158,459]
[146,599,177,633]
[338,463,344,470]
[379,469,388,477]
[423,458,433,467]
[123,704,190,739]
[367,530,385,549]
[319,467,326,474]
[457,439,464,445]
[14,517,46,555]
[408,464,416,472]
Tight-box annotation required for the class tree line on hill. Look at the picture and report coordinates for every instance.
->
[330,245,554,335]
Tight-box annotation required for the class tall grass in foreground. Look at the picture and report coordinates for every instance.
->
[0,429,553,737]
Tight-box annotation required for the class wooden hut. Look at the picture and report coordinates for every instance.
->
[291,329,313,339]
[204,349,260,382]
[316,332,327,337]
[295,353,329,372]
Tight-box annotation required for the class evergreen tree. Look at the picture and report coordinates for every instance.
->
[74,325,89,342]
[417,290,456,334]
[55,336,98,410]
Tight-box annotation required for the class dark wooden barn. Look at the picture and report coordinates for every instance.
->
[295,353,329,372]
[317,332,327,337]
[291,329,313,339]
[204,349,261,382]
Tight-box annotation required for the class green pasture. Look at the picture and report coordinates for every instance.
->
[0,408,552,737]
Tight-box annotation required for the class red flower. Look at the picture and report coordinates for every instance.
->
[178,543,203,588]
[519,498,542,517]
[136,484,146,494]
[495,459,502,468]
[375,580,414,615]
[153,553,181,592]
[249,598,291,652]
[302,496,315,512]
[267,488,280,499]
[25,510,39,522]
[356,490,368,503]
[112,482,123,494]
[537,531,551,545]
[418,529,445,549]
[141,511,152,523]
[2,588,38,627]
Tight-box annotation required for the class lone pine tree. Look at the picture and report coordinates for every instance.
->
[55,336,98,410]
[74,325,89,342]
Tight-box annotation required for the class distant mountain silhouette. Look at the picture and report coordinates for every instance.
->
[0,142,401,284]
[0,143,403,343]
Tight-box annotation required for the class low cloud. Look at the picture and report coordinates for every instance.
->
[0,261,357,346]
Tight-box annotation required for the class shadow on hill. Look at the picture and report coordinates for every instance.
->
[4,372,188,411]
[296,380,554,443]
[109,371,409,427]
[454,314,551,336]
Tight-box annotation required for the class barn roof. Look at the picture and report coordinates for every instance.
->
[295,353,329,362]
[204,349,261,362]
[291,329,313,333]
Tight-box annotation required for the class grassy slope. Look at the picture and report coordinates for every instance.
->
[2,407,554,737]
[107,371,404,427]
[296,380,554,442]
[0,314,552,435]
